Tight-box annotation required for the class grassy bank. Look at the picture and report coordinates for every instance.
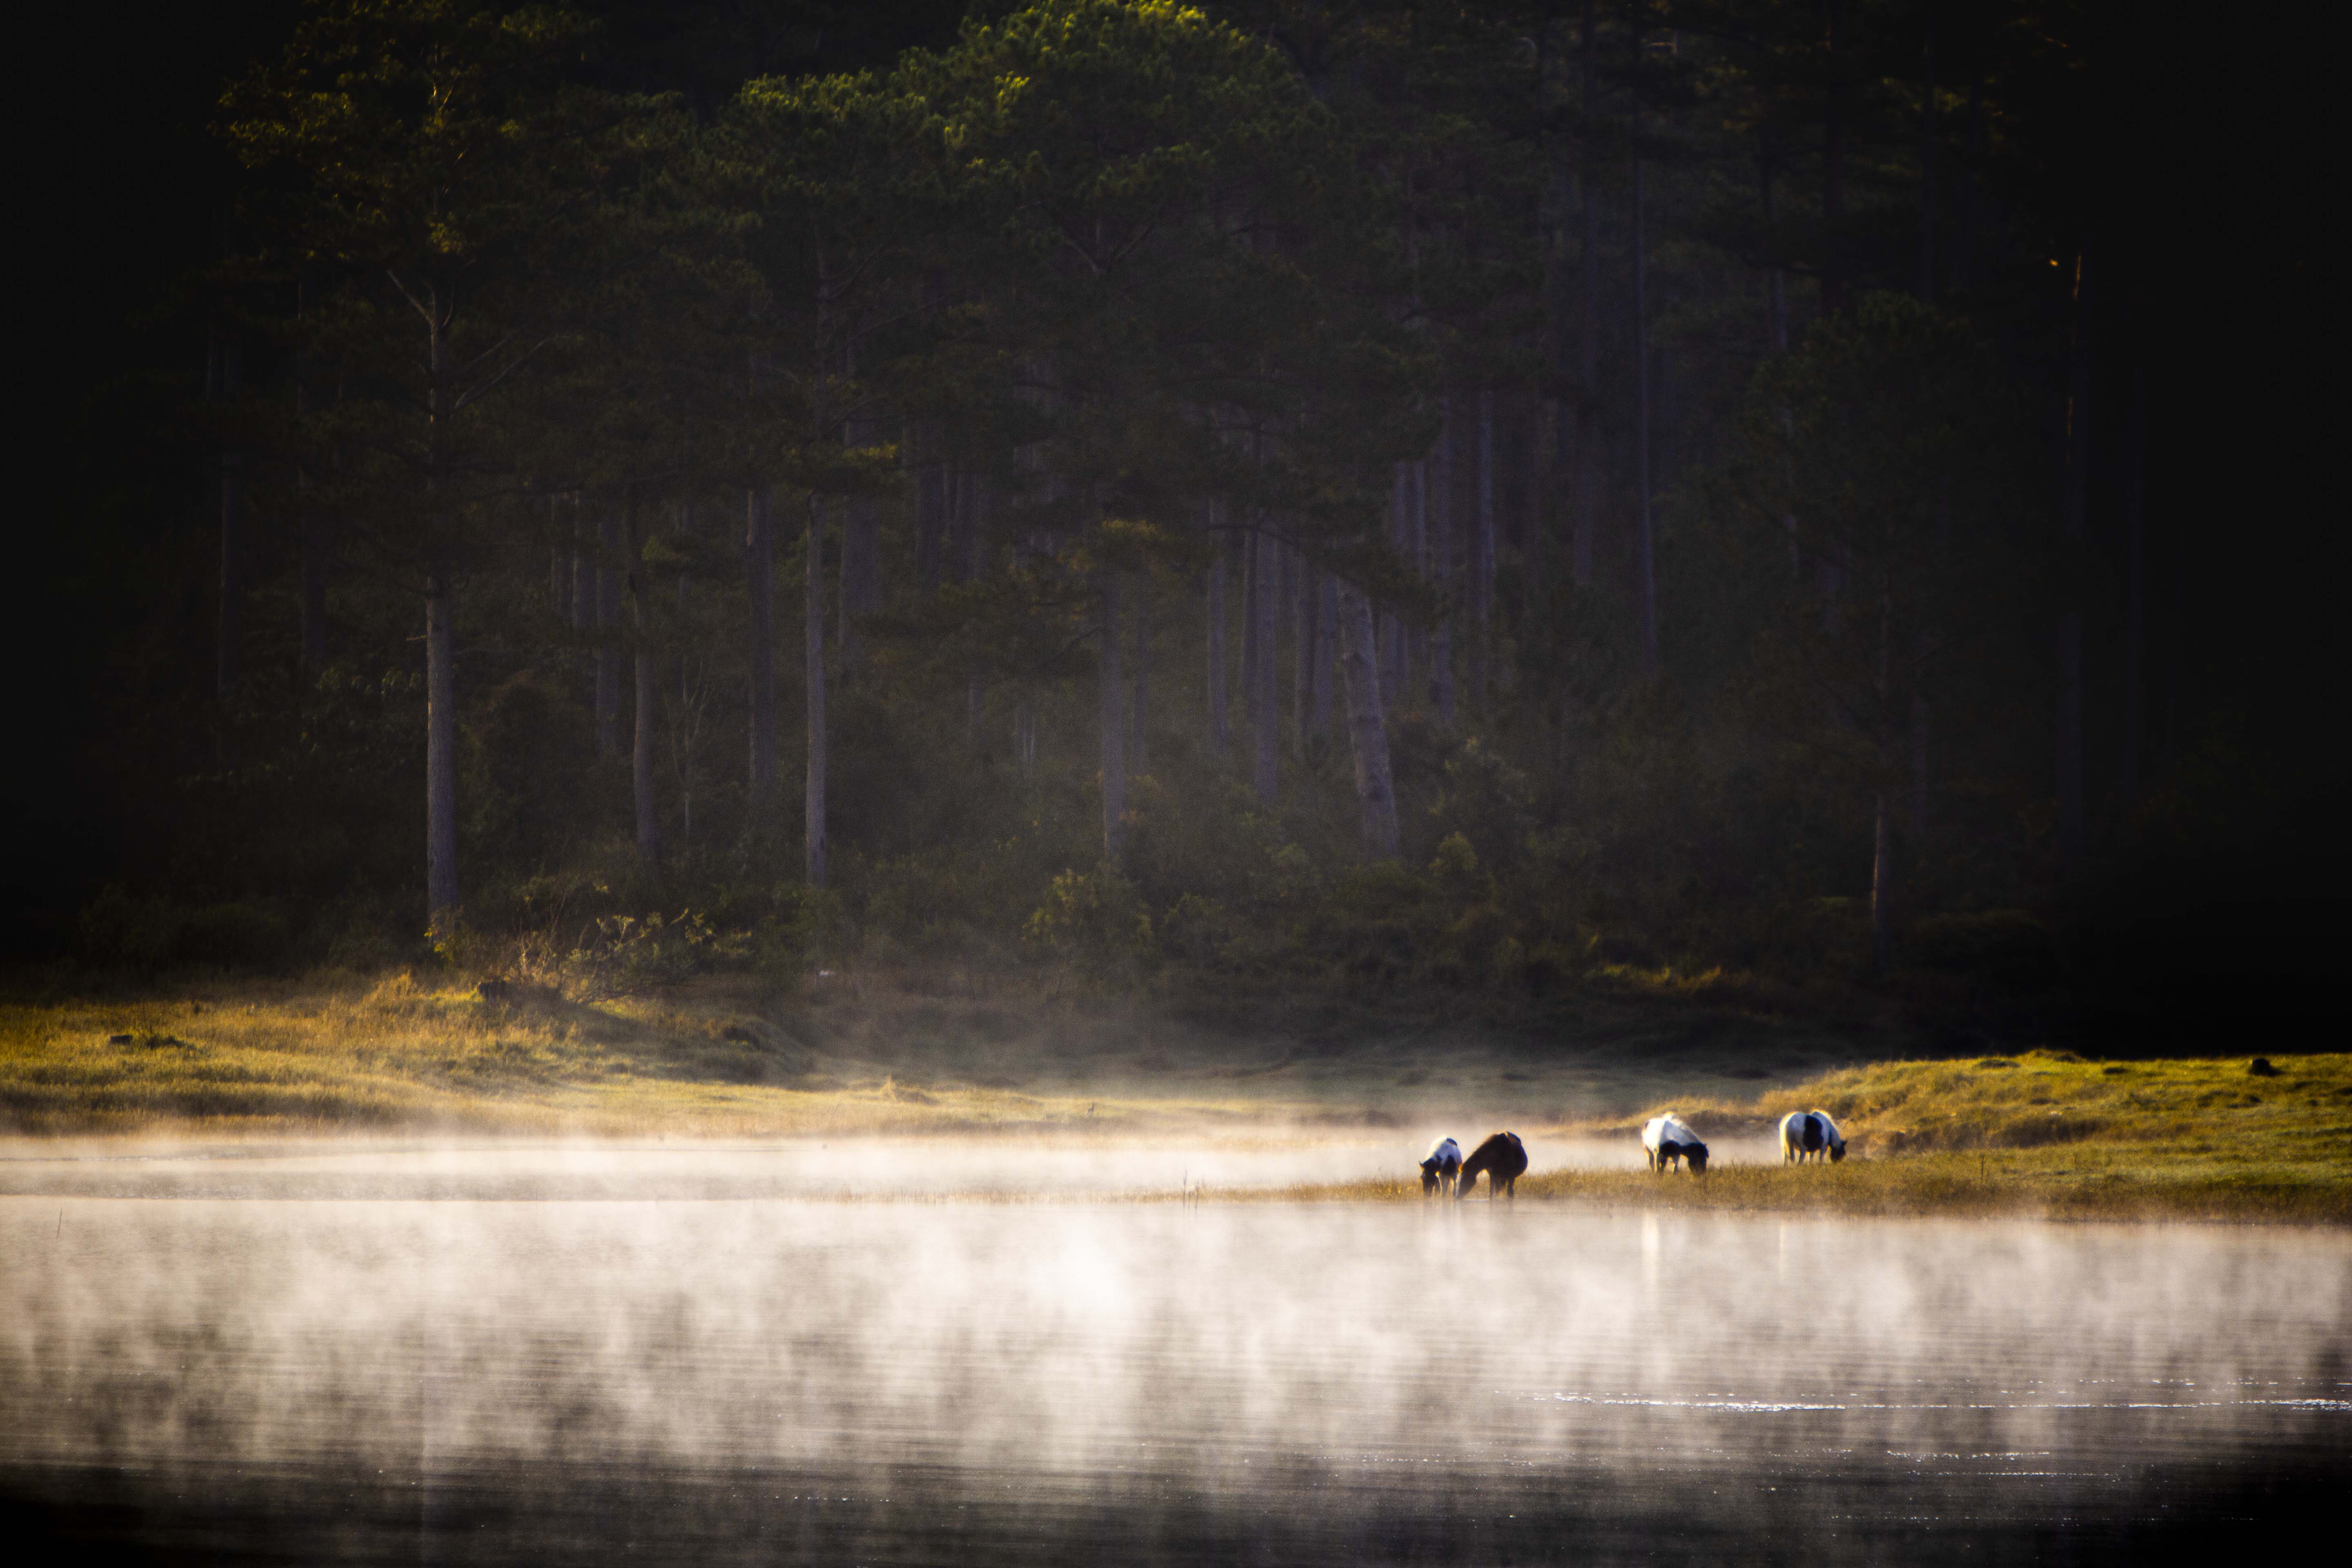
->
[3,969,2344,1223]
[0,964,1875,1138]
[1248,1050,2352,1223]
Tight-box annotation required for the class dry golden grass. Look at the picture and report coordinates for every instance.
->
[6,972,2345,1223]
[0,964,1869,1139]
[0,971,1177,1138]
[1231,1050,2352,1223]
[1596,1047,2352,1156]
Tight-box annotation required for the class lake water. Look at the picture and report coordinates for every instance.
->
[2,1145,2343,1562]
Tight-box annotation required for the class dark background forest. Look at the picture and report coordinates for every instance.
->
[9,0,2340,1052]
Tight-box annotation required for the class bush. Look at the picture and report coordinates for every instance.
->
[78,888,291,969]
[1161,893,1238,967]
[177,902,292,966]
[1909,910,2062,986]
[1024,864,1156,978]
[514,909,742,998]
[78,886,176,967]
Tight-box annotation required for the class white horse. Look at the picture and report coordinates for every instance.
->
[1419,1136,1462,1197]
[1642,1114,1708,1174]
[1779,1109,1846,1164]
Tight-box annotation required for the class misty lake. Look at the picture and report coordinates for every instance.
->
[3,1143,2344,1563]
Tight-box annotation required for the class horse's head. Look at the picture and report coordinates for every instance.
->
[1686,1145,1709,1174]
[1828,1143,1846,1163]
[1420,1163,1440,1193]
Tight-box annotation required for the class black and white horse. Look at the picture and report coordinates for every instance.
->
[1779,1109,1846,1164]
[1642,1114,1708,1174]
[1419,1136,1462,1197]
[1457,1132,1528,1199]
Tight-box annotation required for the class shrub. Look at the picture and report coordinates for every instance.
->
[176,902,292,966]
[78,886,177,967]
[1023,865,1156,978]
[78,889,291,969]
[516,909,741,998]
[1909,909,2062,985]
[1161,893,1238,966]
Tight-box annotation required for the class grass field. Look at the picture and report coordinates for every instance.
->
[3,968,2344,1223]
[0,964,1880,1137]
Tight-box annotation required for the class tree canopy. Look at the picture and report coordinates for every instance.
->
[19,0,2339,1047]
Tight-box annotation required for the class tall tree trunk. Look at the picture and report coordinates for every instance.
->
[1822,0,1849,315]
[293,279,328,676]
[961,472,987,739]
[1634,145,1659,675]
[1335,582,1399,858]
[915,453,945,590]
[1252,528,1279,803]
[1206,510,1229,756]
[1292,551,1320,753]
[2121,364,2147,814]
[1911,687,1930,838]
[298,506,330,675]
[424,570,459,935]
[294,332,328,676]
[214,331,245,702]
[2056,240,2093,877]
[1917,8,1936,302]
[804,496,827,888]
[628,489,661,873]
[596,509,622,759]
[2163,473,2186,775]
[1762,143,1789,354]
[1239,524,1259,744]
[1765,148,1802,579]
[1870,572,1894,973]
[1100,573,1127,864]
[1406,459,1429,697]
[1544,132,1572,604]
[1474,388,1496,708]
[1574,0,1599,590]
[839,496,877,678]
[1869,784,1893,972]
[1430,398,1457,728]
[745,486,776,809]
[1131,568,1150,775]
[1373,465,1392,700]
[569,499,590,630]
[1287,542,1309,757]
[1311,570,1336,739]
[1952,73,1983,292]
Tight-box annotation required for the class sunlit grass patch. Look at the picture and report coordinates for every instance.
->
[0,972,1161,1139]
[1241,1051,2352,1223]
[1605,1047,2352,1158]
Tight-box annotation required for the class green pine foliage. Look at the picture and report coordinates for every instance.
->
[45,0,2325,1050]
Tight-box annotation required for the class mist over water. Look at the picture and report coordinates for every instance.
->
[4,1145,2344,1562]
[0,1132,1784,1203]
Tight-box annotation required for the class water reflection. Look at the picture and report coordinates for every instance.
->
[2,1171,2343,1562]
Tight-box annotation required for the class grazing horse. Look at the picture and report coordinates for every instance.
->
[1419,1136,1463,1197]
[1457,1132,1528,1200]
[1642,1114,1709,1174]
[1779,1109,1846,1164]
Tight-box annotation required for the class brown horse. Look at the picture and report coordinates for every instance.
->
[1457,1132,1528,1200]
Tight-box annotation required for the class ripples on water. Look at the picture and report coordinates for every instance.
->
[2,1145,2343,1563]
